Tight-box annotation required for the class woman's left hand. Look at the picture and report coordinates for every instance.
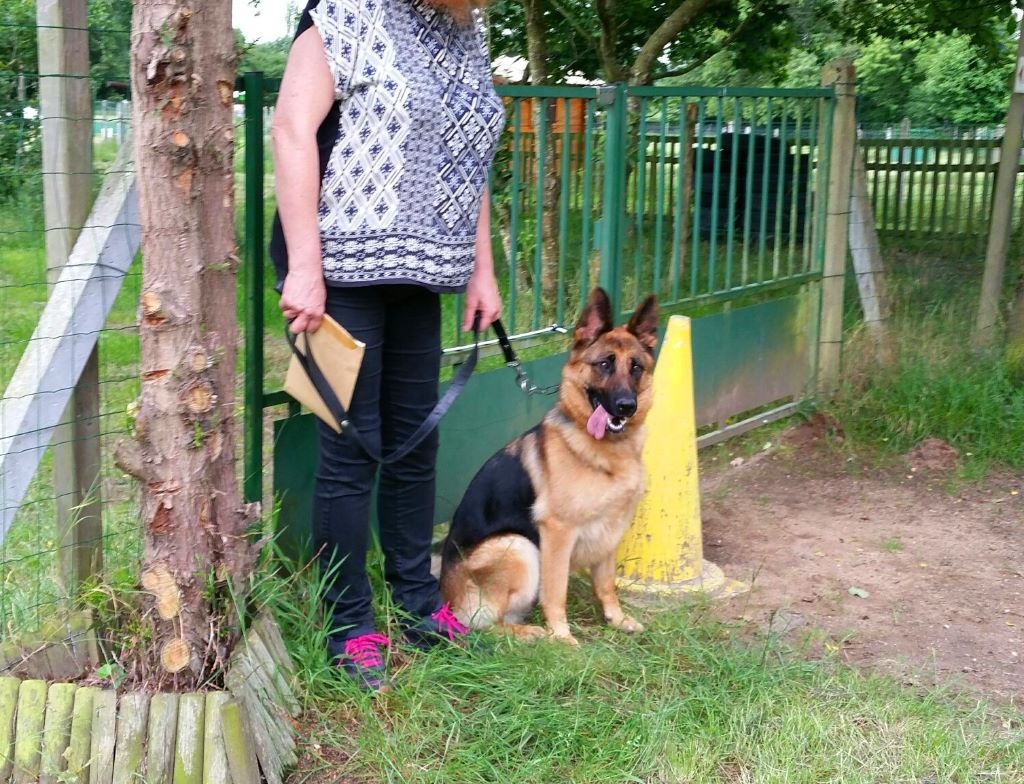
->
[462,265,502,332]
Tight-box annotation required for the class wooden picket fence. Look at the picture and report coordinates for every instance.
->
[860,135,1024,238]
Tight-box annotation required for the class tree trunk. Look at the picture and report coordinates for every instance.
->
[629,0,722,85]
[119,0,257,685]
[973,14,1024,353]
[523,0,561,315]
[593,0,626,83]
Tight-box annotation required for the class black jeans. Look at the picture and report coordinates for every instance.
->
[313,284,443,641]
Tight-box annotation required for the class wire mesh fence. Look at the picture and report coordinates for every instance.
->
[0,14,142,636]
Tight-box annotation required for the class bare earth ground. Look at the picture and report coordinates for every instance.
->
[701,420,1024,704]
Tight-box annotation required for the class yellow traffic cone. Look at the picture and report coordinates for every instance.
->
[617,315,747,597]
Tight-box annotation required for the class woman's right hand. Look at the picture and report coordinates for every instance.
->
[280,266,326,334]
[273,24,336,336]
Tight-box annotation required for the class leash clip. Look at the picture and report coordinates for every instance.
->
[509,360,533,393]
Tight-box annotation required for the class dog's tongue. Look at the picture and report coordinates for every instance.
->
[587,404,610,440]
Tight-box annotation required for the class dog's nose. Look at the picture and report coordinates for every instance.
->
[613,398,637,418]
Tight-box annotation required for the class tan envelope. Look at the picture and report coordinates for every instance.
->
[283,314,365,433]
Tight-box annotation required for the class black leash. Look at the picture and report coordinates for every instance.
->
[286,315,560,465]
[490,320,562,397]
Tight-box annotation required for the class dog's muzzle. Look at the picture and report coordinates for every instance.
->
[587,390,633,438]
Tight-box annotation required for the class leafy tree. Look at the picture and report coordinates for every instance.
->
[911,34,1013,125]
[855,38,919,126]
[487,0,795,85]
[238,36,290,79]
[0,0,39,204]
[486,0,1021,87]
[89,0,133,97]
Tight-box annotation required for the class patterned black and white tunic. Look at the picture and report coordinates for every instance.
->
[270,0,506,293]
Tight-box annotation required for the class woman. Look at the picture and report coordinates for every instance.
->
[270,0,504,690]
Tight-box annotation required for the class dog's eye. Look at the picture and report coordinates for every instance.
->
[595,356,614,372]
[629,361,643,379]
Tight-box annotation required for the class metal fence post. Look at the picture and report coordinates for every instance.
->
[243,72,266,506]
[817,59,857,395]
[37,0,103,591]
[598,84,627,317]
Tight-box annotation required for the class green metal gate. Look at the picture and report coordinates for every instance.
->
[238,77,835,551]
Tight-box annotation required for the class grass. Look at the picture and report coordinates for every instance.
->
[830,236,1024,479]
[881,537,903,553]
[259,551,1024,784]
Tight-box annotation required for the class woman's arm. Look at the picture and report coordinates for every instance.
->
[271,26,336,334]
[462,186,503,332]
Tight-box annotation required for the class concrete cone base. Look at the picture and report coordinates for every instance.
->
[617,559,748,600]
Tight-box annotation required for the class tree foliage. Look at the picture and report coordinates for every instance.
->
[0,0,39,204]
[488,0,796,84]
[912,34,1013,125]
[487,0,1021,87]
[238,36,291,79]
[89,0,133,96]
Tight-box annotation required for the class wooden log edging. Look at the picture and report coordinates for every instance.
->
[0,612,299,783]
[0,612,99,683]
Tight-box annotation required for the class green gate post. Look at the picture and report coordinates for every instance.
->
[243,72,266,505]
[598,84,627,318]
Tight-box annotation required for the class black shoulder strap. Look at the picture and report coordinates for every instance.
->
[285,315,488,465]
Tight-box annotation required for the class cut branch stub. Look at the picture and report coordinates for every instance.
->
[141,565,181,620]
[113,439,147,482]
[217,80,233,106]
[140,289,184,327]
[189,350,209,373]
[187,385,214,415]
[160,638,190,673]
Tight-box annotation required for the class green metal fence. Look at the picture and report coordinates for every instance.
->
[242,76,837,532]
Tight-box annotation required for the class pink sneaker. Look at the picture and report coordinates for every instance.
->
[337,632,390,690]
[404,603,470,649]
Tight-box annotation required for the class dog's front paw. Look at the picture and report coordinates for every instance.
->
[610,614,645,633]
[548,629,580,647]
[510,624,547,641]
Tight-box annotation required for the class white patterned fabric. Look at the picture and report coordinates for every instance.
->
[306,0,505,292]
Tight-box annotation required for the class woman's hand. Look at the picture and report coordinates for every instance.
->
[273,25,335,336]
[462,265,502,333]
[465,186,502,332]
[280,266,326,334]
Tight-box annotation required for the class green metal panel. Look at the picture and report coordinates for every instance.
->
[271,414,319,562]
[433,353,565,522]
[691,293,812,428]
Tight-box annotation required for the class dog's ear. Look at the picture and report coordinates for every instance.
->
[626,294,658,354]
[574,287,614,346]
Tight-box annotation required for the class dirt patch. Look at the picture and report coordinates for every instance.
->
[702,433,1024,702]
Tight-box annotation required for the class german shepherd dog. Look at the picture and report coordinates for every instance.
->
[440,288,658,644]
